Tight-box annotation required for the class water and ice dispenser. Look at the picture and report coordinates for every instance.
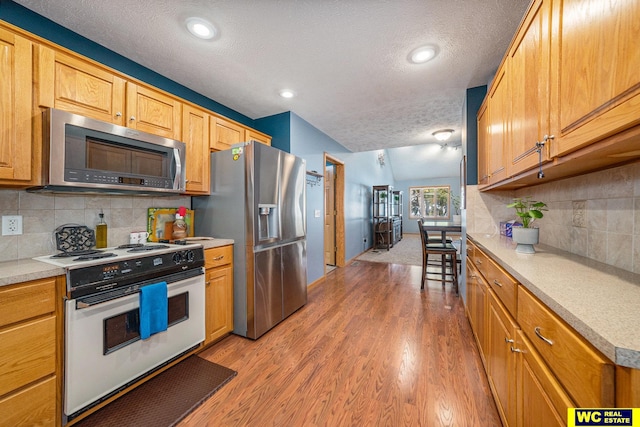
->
[258,203,278,241]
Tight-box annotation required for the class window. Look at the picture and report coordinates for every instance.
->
[409,185,451,219]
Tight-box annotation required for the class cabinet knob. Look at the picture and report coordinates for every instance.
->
[129,116,136,121]
[211,255,224,261]
[115,112,122,118]
[510,346,523,353]
[205,281,211,286]
[505,337,514,344]
[493,279,503,287]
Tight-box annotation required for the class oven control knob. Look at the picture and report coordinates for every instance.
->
[172,252,183,264]
[185,250,195,263]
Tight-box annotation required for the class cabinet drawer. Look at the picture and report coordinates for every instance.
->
[205,245,233,269]
[474,248,518,317]
[0,316,56,396]
[0,278,56,328]
[517,286,614,407]
[0,376,56,426]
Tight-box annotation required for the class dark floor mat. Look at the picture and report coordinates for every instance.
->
[74,355,237,427]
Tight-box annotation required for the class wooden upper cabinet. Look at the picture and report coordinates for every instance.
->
[477,101,490,187]
[487,67,509,185]
[246,128,272,146]
[550,0,640,157]
[211,116,245,151]
[0,28,32,182]
[36,46,126,126]
[508,0,552,176]
[126,83,182,140]
[182,105,210,194]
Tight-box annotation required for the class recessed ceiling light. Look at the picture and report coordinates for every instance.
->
[279,89,295,99]
[432,129,454,141]
[185,17,216,40]
[409,45,437,64]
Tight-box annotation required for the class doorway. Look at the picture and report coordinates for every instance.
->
[324,154,345,270]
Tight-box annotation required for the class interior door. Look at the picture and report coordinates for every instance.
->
[324,164,336,265]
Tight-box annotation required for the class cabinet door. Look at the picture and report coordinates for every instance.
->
[467,262,489,365]
[182,105,210,194]
[126,83,182,140]
[0,29,32,182]
[487,67,510,185]
[551,0,640,157]
[246,128,272,146]
[37,47,126,125]
[477,101,490,186]
[488,292,518,427]
[211,117,245,151]
[509,0,552,176]
[516,330,574,427]
[204,265,234,345]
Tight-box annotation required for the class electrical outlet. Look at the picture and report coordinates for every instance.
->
[2,215,23,236]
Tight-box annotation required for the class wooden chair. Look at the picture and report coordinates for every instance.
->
[417,219,459,294]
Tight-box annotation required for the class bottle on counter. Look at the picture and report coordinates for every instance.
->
[96,209,108,248]
[172,206,187,240]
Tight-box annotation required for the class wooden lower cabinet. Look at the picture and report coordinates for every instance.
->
[515,330,575,427]
[0,277,62,426]
[487,291,518,427]
[465,260,488,365]
[204,246,234,346]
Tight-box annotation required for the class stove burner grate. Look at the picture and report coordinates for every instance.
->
[115,243,144,249]
[52,249,103,258]
[127,244,170,252]
[73,252,117,261]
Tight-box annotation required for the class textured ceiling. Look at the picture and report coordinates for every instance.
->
[14,0,530,180]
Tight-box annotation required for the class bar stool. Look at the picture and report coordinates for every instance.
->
[417,219,459,294]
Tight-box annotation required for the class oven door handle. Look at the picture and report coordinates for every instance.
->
[74,267,203,309]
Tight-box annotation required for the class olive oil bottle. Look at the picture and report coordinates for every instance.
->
[95,209,107,248]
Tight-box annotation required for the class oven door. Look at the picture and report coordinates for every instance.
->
[64,273,204,419]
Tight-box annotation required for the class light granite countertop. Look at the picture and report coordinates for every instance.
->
[0,238,234,288]
[469,233,640,369]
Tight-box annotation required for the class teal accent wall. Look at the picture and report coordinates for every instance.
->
[465,85,487,185]
[255,112,291,152]
[0,0,254,127]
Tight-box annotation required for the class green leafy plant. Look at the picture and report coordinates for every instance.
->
[451,194,461,215]
[507,196,548,228]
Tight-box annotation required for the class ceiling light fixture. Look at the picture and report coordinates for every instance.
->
[432,129,454,141]
[279,89,295,99]
[185,17,216,40]
[409,45,437,64]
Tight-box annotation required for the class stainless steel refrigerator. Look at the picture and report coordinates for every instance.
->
[193,141,307,339]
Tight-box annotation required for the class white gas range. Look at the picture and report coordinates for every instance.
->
[34,242,206,424]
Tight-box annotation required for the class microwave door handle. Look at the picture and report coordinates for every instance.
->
[173,148,183,189]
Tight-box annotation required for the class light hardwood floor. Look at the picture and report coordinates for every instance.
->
[182,260,502,426]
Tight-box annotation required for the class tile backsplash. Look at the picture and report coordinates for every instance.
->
[0,190,190,262]
[467,161,640,274]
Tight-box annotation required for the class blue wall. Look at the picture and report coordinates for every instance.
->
[464,85,487,185]
[0,0,255,127]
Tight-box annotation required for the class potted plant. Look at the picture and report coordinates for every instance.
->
[506,196,548,254]
[451,194,461,224]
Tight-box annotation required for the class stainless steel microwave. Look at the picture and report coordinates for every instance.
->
[29,108,186,195]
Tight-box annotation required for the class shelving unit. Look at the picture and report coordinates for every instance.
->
[392,190,403,243]
[373,185,393,250]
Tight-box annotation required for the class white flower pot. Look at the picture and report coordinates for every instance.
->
[511,227,539,254]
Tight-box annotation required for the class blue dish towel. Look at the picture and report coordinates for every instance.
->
[139,281,168,340]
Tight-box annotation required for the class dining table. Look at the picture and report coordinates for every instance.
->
[420,220,462,244]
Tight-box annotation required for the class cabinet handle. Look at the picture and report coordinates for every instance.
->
[505,337,514,344]
[493,279,502,287]
[475,259,482,265]
[534,327,554,346]
[211,255,224,261]
[205,281,211,286]
[129,116,136,121]
[115,112,122,118]
[510,346,523,353]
